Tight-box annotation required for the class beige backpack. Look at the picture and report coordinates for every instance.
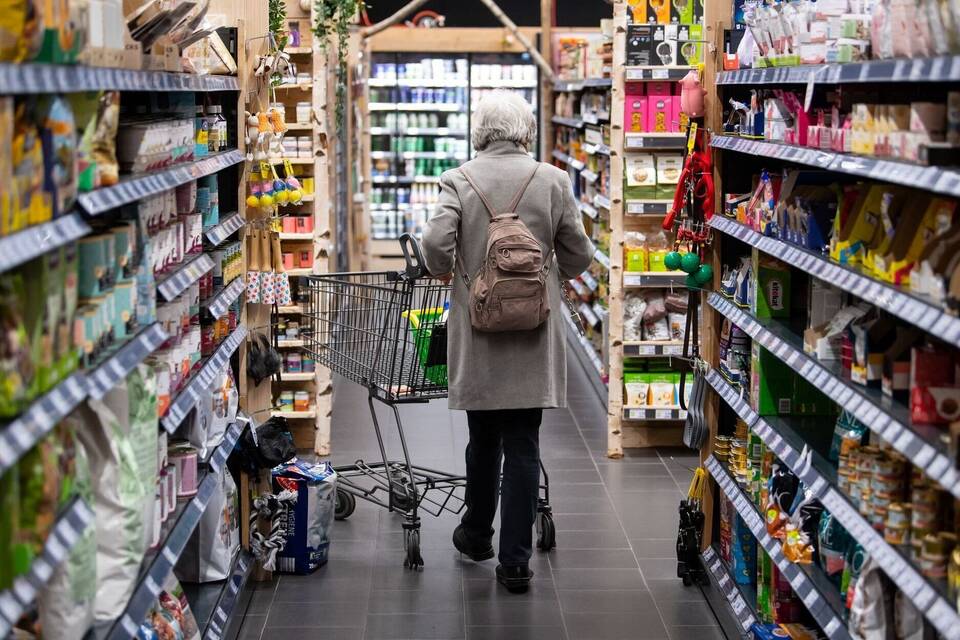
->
[456,164,552,332]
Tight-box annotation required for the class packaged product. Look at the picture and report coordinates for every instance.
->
[667,313,686,341]
[643,317,671,341]
[140,573,202,640]
[0,0,43,61]
[37,95,78,217]
[765,463,799,540]
[648,374,677,406]
[731,512,757,586]
[0,464,18,590]
[624,231,648,271]
[624,372,649,406]
[849,556,895,639]
[92,92,120,187]
[78,390,149,622]
[623,293,647,341]
[16,431,61,571]
[818,511,852,591]
[828,411,868,463]
[39,419,97,640]
[646,231,671,271]
[176,468,239,583]
[272,459,337,574]
[0,274,34,417]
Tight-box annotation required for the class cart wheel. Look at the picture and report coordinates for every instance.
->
[403,528,423,570]
[682,573,693,587]
[335,489,356,521]
[536,510,556,552]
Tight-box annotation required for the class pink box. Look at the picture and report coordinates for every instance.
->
[647,95,673,133]
[282,252,294,270]
[295,216,314,233]
[282,217,298,233]
[625,94,648,133]
[646,81,672,98]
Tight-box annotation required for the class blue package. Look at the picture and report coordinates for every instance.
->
[750,623,791,639]
[731,512,757,586]
[272,459,338,574]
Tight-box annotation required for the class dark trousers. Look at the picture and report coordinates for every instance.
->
[461,408,542,567]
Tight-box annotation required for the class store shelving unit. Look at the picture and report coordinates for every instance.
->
[697,46,960,639]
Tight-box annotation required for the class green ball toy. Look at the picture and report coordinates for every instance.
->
[685,274,700,288]
[664,251,683,271]
[694,264,714,285]
[680,252,701,274]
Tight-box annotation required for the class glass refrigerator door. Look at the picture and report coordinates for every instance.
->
[369,53,469,240]
[469,52,540,159]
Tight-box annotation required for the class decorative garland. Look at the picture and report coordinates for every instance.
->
[313,0,366,131]
[268,0,288,86]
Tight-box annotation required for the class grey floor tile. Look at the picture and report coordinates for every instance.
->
[273,576,372,603]
[646,579,709,603]
[630,538,676,558]
[551,568,647,590]
[564,611,670,640]
[656,600,720,627]
[558,589,659,614]
[369,587,464,614]
[466,626,566,640]
[667,626,727,640]
[638,558,681,581]
[548,548,639,570]
[462,577,558,602]
[265,629,365,640]
[237,614,265,640]
[553,483,614,499]
[548,467,605,484]
[555,530,631,550]
[246,589,275,615]
[363,612,466,639]
[266,601,368,628]
[465,600,562,626]
[552,513,625,532]
[549,496,619,515]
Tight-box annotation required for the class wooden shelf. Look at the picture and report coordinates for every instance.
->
[279,232,314,240]
[272,407,317,419]
[279,371,315,381]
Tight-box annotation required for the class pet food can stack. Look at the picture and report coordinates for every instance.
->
[294,391,310,412]
[169,442,199,498]
[296,101,311,124]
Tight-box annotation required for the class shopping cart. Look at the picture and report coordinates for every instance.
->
[302,234,556,569]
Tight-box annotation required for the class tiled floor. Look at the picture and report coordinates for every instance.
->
[238,354,725,640]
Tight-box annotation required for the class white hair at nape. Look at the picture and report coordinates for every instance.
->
[471,90,538,152]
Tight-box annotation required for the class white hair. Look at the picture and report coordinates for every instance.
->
[471,90,538,152]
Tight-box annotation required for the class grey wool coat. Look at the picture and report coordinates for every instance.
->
[421,140,595,411]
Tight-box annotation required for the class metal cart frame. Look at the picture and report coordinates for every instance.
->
[302,235,555,569]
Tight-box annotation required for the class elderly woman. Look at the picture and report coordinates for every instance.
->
[422,91,594,593]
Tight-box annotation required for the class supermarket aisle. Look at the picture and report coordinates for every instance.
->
[237,354,723,640]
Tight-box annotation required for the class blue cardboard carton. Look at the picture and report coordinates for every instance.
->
[272,459,337,574]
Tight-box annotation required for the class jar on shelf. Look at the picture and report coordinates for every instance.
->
[296,101,311,124]
[279,390,294,410]
[302,355,315,372]
[286,321,299,339]
[286,352,302,373]
[294,390,310,411]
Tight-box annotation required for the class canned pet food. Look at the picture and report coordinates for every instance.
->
[279,390,294,409]
[294,390,310,411]
[286,352,302,373]
[302,355,315,373]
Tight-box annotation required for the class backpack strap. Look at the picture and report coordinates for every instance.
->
[506,164,540,213]
[459,167,500,218]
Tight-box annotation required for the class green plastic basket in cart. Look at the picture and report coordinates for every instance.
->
[402,307,448,386]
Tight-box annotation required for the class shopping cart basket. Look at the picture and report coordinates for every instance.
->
[302,234,556,569]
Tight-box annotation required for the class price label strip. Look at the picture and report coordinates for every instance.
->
[0,373,88,476]
[203,213,245,247]
[206,277,247,320]
[0,497,94,639]
[203,551,255,640]
[707,292,960,499]
[206,421,245,474]
[0,213,92,274]
[157,254,216,302]
[701,546,757,631]
[87,323,169,400]
[0,63,238,95]
[594,194,612,210]
[79,150,245,216]
[161,326,247,433]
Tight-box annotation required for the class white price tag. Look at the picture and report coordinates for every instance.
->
[655,409,672,420]
[731,596,746,615]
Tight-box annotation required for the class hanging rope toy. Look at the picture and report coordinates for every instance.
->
[249,489,298,571]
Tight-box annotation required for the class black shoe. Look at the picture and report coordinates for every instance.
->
[453,525,495,562]
[496,564,533,594]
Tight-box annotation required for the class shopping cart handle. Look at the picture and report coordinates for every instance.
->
[399,233,428,279]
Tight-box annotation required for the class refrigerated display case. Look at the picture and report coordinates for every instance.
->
[366,52,539,244]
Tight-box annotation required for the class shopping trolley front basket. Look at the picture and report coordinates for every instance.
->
[302,263,450,403]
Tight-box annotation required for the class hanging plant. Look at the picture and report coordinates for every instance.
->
[268,0,288,86]
[313,0,366,131]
